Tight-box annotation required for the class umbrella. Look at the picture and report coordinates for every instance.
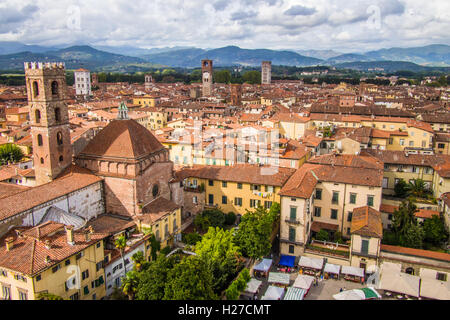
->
[333,289,366,300]
[361,287,381,299]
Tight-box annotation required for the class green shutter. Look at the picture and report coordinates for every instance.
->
[83,286,89,295]
[290,207,297,220]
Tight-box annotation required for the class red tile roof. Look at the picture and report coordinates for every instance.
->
[380,244,450,263]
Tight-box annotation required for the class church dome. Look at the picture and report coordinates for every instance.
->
[78,119,165,161]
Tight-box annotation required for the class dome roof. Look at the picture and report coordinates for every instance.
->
[78,119,165,160]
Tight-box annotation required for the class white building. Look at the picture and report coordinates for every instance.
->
[74,68,92,97]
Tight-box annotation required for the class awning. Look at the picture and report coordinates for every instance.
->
[279,255,296,268]
[253,258,273,273]
[333,289,365,300]
[244,278,263,294]
[419,278,450,300]
[360,287,381,299]
[261,286,285,300]
[298,256,324,270]
[311,221,339,233]
[380,262,402,274]
[378,271,420,297]
[293,274,315,290]
[324,263,341,275]
[268,272,290,285]
[284,287,306,300]
[341,266,365,278]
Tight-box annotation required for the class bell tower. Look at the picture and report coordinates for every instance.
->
[201,59,213,97]
[24,62,73,185]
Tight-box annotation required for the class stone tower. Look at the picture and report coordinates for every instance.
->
[24,62,73,185]
[91,73,99,88]
[230,83,242,105]
[145,74,153,90]
[74,68,92,97]
[261,61,272,85]
[201,59,213,97]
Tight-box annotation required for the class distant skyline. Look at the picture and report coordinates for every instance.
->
[0,0,449,53]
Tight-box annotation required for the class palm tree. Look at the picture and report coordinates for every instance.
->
[131,251,145,272]
[408,179,429,198]
[121,271,139,300]
[115,235,128,279]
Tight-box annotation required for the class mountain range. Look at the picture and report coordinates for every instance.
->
[0,42,449,73]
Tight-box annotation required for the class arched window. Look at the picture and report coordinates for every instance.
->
[56,132,63,145]
[32,81,39,98]
[405,267,415,275]
[35,109,41,123]
[59,155,64,162]
[40,158,44,164]
[37,134,43,146]
[173,218,177,231]
[55,108,61,122]
[155,230,160,241]
[51,81,58,96]
[152,184,159,198]
[164,224,169,239]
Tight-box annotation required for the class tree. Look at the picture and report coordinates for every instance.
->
[135,255,177,300]
[194,227,242,293]
[0,144,24,165]
[316,230,329,241]
[214,70,231,84]
[242,71,261,84]
[423,215,449,246]
[394,179,410,198]
[115,235,128,275]
[182,232,202,245]
[225,268,251,300]
[400,223,424,249]
[121,270,139,300]
[163,256,218,300]
[194,209,226,231]
[233,204,279,260]
[408,179,431,198]
[36,292,64,300]
[225,212,236,225]
[392,199,418,237]
[131,251,148,272]
[148,233,161,261]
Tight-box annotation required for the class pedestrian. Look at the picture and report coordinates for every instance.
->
[339,288,343,292]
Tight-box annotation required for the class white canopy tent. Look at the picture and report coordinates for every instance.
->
[298,256,324,270]
[419,278,450,300]
[244,278,263,294]
[341,266,365,278]
[261,286,285,300]
[333,289,366,300]
[293,274,315,290]
[380,262,402,274]
[324,263,341,275]
[378,272,420,297]
[268,272,290,286]
[253,258,273,273]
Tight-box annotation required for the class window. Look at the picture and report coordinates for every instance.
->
[96,242,101,249]
[222,196,227,204]
[18,290,28,301]
[76,252,84,260]
[70,292,80,300]
[314,207,321,217]
[83,285,89,295]
[349,193,357,204]
[55,108,61,122]
[222,181,227,188]
[331,209,338,220]
[59,155,64,162]
[367,195,374,207]
[347,227,351,235]
[193,196,198,204]
[1,269,7,277]
[250,199,257,208]
[2,285,11,300]
[96,262,103,272]
[32,81,39,97]
[208,180,214,186]
[35,109,41,123]
[347,212,353,222]
[291,198,296,202]
[332,191,339,204]
[82,269,89,280]
[409,141,414,147]
[36,274,41,281]
[37,134,43,146]
[152,184,159,198]
[237,183,242,189]
[51,81,58,95]
[65,259,71,266]
[264,201,272,209]
[382,178,389,189]
[290,206,297,220]
[361,239,369,255]
[56,132,63,145]
[235,197,242,207]
[315,189,322,200]
[288,245,295,254]
[124,259,130,266]
[52,265,61,273]
[400,139,405,146]
[436,273,447,281]
[289,227,296,242]
[208,194,214,205]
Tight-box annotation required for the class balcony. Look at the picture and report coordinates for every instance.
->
[351,250,378,259]
[284,218,302,225]
[280,238,304,246]
[305,240,350,259]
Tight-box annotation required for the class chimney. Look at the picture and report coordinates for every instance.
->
[5,237,14,251]
[84,230,91,242]
[45,256,51,264]
[65,225,75,245]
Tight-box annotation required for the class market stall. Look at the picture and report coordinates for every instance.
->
[253,258,272,278]
[378,271,420,298]
[341,266,365,283]
[293,274,315,295]
[323,263,341,280]
[283,287,306,300]
[261,286,285,300]
[419,278,450,300]
[278,255,296,272]
[268,272,290,288]
[298,256,324,276]
[241,278,263,300]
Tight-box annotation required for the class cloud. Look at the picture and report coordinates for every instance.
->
[284,5,316,16]
[230,11,258,21]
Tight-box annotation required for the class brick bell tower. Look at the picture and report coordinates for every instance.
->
[201,59,213,97]
[24,62,73,185]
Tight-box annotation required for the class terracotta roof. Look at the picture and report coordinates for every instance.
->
[351,206,383,238]
[308,154,383,170]
[311,221,339,232]
[78,119,165,160]
[380,244,450,263]
[0,221,108,276]
[138,197,180,225]
[0,165,103,222]
[85,214,135,235]
[0,182,30,199]
[176,164,295,187]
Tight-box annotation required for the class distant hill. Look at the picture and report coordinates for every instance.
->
[0,41,57,55]
[334,60,450,73]
[142,45,323,67]
[326,53,375,64]
[296,49,342,60]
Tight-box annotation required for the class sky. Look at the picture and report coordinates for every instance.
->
[0,0,449,53]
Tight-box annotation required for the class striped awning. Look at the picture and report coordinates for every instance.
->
[284,287,306,300]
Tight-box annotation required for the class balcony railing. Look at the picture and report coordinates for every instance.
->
[284,218,302,225]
